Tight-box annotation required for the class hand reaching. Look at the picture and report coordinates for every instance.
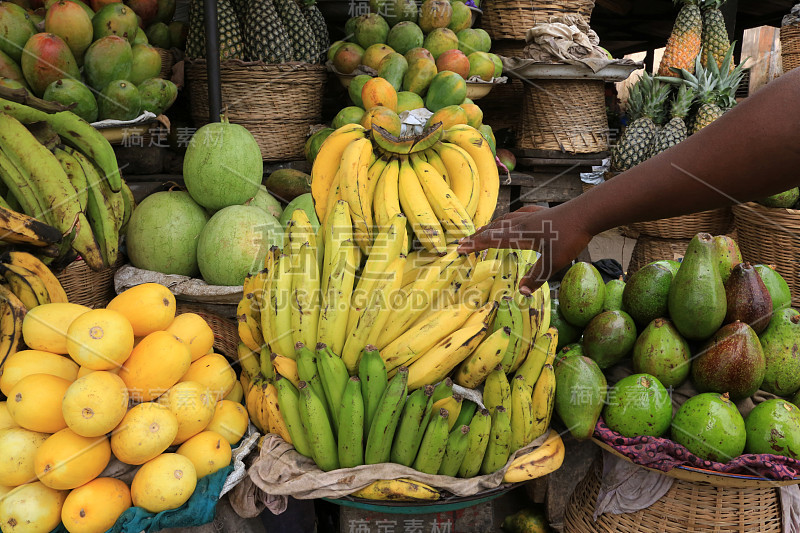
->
[458,205,593,295]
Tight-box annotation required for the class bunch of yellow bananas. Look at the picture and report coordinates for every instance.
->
[0,251,70,372]
[309,123,499,255]
[0,99,131,270]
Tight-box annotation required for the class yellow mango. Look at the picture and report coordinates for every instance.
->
[107,283,176,336]
[223,381,244,403]
[7,374,70,433]
[180,353,236,401]
[176,430,232,478]
[76,366,121,378]
[110,402,178,465]
[158,381,216,445]
[61,477,131,533]
[0,350,78,396]
[21,303,91,354]
[34,429,111,490]
[131,453,197,513]
[0,427,49,486]
[120,331,191,402]
[0,482,67,533]
[66,309,134,371]
[205,400,248,445]
[165,313,215,361]
[0,401,18,430]
[62,371,129,438]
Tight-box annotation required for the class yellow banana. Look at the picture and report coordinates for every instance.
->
[341,138,377,252]
[0,206,61,248]
[0,285,25,372]
[530,364,556,441]
[273,354,301,388]
[433,141,481,219]
[0,263,50,308]
[431,394,462,431]
[317,239,357,356]
[515,331,551,387]
[284,208,316,266]
[290,243,321,349]
[409,153,475,240]
[350,479,440,501]
[268,254,295,358]
[321,199,352,295]
[538,284,552,337]
[454,326,511,388]
[544,327,558,365]
[246,379,268,433]
[510,374,535,452]
[443,125,500,228]
[423,148,450,186]
[503,429,565,483]
[311,124,367,221]
[406,322,488,390]
[265,382,292,442]
[237,293,263,352]
[490,252,518,303]
[259,247,280,351]
[237,342,262,379]
[398,156,446,254]
[341,255,405,373]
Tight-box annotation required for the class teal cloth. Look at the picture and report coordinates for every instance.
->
[49,465,233,533]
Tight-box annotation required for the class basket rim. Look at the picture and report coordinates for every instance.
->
[185,58,327,73]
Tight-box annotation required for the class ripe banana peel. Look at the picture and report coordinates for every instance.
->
[350,479,440,501]
[503,429,565,483]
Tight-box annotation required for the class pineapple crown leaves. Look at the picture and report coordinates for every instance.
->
[659,51,719,104]
[707,43,748,109]
[670,84,696,119]
[699,0,725,9]
[635,73,672,125]
[674,0,699,6]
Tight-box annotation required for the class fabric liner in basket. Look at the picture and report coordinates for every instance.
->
[481,0,595,41]
[563,456,783,532]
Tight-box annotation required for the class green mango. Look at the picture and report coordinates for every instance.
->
[266,170,312,205]
[555,343,584,368]
[582,310,637,369]
[760,308,800,397]
[402,58,437,96]
[551,299,581,351]
[668,233,727,341]
[755,264,791,312]
[424,70,466,112]
[139,77,178,115]
[603,277,625,312]
[671,392,745,462]
[712,235,742,284]
[603,373,672,438]
[745,399,800,459]
[622,263,673,328]
[348,74,372,108]
[98,80,141,121]
[278,193,320,232]
[558,262,605,328]
[554,355,606,440]
[632,318,690,388]
[478,124,496,156]
[377,52,409,92]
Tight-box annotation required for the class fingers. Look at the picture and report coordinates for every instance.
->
[518,258,547,295]
[458,226,521,253]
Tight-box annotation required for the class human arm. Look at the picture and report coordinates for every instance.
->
[458,66,800,294]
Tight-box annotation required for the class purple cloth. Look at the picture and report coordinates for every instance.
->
[594,417,800,481]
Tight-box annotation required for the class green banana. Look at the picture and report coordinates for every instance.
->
[0,115,104,269]
[389,385,433,466]
[70,148,118,267]
[0,98,122,191]
[316,343,350,432]
[412,408,450,475]
[510,375,534,453]
[438,425,471,477]
[295,343,331,423]
[298,381,339,472]
[452,399,478,430]
[515,332,550,387]
[483,365,511,415]
[0,147,52,225]
[259,347,274,380]
[358,345,387,435]
[338,376,365,468]
[431,377,454,404]
[458,408,492,478]
[364,366,409,464]
[480,405,512,475]
[275,375,312,458]
[495,296,524,373]
[54,147,88,212]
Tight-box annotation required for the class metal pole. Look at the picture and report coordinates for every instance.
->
[203,0,221,123]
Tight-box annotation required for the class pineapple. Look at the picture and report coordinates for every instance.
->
[657,0,702,76]
[302,0,330,62]
[700,0,732,70]
[185,0,245,60]
[231,0,249,26]
[243,0,293,63]
[274,0,319,63]
[611,74,672,172]
[652,85,695,154]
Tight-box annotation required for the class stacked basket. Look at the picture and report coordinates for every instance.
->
[625,209,735,274]
[185,60,326,162]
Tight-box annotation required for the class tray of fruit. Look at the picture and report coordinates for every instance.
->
[549,231,800,488]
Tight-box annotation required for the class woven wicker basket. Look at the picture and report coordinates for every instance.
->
[55,255,125,309]
[564,459,783,532]
[480,78,525,135]
[627,208,734,239]
[732,202,800,307]
[781,25,800,74]
[491,39,529,57]
[176,304,238,359]
[155,48,173,79]
[481,0,594,40]
[185,59,326,161]
[517,79,608,153]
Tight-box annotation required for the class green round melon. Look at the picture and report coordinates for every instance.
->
[183,120,263,211]
[126,190,209,276]
[196,205,284,286]
[245,185,283,219]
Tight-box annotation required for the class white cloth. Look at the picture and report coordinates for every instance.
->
[114,264,242,305]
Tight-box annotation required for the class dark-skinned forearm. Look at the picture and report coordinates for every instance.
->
[565,67,800,237]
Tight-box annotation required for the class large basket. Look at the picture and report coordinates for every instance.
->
[481,0,594,40]
[480,78,525,135]
[185,59,326,161]
[517,79,608,153]
[563,458,782,532]
[176,304,239,360]
[627,208,734,239]
[155,47,174,79]
[732,202,800,307]
[781,24,800,74]
[55,255,125,309]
